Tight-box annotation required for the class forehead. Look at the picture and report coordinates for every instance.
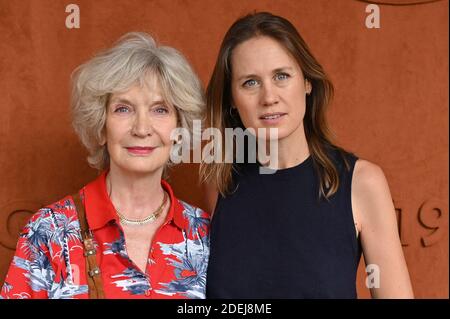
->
[110,72,165,101]
[231,36,300,76]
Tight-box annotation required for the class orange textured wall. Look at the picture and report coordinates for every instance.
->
[0,0,448,298]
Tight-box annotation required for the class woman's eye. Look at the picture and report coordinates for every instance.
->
[153,106,169,114]
[275,73,290,81]
[114,105,130,113]
[243,79,258,87]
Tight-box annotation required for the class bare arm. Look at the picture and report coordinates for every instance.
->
[352,159,414,298]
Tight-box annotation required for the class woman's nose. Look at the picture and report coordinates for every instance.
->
[260,83,279,107]
[131,112,154,137]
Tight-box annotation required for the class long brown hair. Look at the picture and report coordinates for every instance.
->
[200,12,350,199]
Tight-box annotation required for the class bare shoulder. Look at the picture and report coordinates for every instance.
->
[353,159,388,191]
[352,159,394,229]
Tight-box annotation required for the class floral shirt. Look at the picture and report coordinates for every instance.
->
[0,172,210,299]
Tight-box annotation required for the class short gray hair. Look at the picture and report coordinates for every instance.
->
[71,32,205,170]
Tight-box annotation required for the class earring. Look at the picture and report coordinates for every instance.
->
[229,106,238,118]
[305,79,312,95]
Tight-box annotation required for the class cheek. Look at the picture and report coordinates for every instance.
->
[105,119,129,145]
[158,120,178,145]
[287,87,307,117]
[234,95,257,122]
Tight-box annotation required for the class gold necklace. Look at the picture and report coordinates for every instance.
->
[107,176,168,226]
[116,191,168,226]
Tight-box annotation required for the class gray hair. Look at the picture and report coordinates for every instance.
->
[71,32,205,170]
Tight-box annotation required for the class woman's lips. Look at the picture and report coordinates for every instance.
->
[125,146,155,155]
[259,113,287,124]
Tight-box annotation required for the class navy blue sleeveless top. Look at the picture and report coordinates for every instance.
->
[206,149,362,298]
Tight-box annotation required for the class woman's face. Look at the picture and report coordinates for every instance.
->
[230,36,311,144]
[105,76,178,176]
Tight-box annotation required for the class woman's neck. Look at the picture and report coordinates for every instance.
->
[106,166,166,219]
[258,128,310,170]
[278,136,310,169]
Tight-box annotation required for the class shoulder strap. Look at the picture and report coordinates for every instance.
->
[72,192,105,299]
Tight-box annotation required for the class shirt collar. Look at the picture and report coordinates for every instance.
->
[82,171,188,231]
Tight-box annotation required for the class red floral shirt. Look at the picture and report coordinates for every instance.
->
[0,172,210,299]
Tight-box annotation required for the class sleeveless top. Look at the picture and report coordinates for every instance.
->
[206,149,362,298]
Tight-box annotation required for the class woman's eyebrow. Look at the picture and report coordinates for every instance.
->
[109,97,135,106]
[236,66,295,81]
[272,66,295,73]
[109,97,167,107]
[236,73,259,81]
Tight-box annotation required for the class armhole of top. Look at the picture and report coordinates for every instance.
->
[347,155,361,260]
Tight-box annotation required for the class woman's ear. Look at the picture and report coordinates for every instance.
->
[305,79,312,95]
[230,97,236,109]
[99,130,106,146]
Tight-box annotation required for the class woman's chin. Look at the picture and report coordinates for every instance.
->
[111,161,166,176]
[254,130,288,142]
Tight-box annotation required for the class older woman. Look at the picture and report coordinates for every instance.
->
[1,32,209,299]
